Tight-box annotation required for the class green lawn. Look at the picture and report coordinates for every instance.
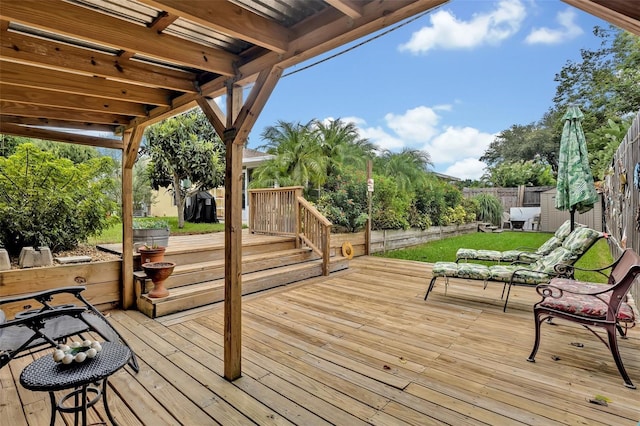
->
[377,230,613,283]
[88,217,226,244]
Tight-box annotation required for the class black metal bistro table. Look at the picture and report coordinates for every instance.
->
[20,341,131,426]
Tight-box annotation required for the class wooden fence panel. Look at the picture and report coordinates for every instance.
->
[603,110,640,303]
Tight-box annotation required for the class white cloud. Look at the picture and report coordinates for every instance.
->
[399,0,526,54]
[342,108,496,180]
[423,126,496,164]
[384,106,442,142]
[443,158,488,180]
[525,8,583,44]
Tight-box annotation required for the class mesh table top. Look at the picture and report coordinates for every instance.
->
[20,342,131,392]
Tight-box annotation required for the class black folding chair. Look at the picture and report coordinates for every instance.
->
[0,286,139,372]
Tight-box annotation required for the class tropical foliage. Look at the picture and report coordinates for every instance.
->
[472,194,503,226]
[0,144,117,255]
[251,119,473,231]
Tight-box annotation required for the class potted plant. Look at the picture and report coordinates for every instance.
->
[138,243,166,263]
[133,218,170,248]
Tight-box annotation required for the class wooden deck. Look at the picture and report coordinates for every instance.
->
[3,256,639,425]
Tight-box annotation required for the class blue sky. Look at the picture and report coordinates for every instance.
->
[241,0,612,180]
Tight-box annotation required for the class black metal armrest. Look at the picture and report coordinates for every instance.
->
[0,286,87,308]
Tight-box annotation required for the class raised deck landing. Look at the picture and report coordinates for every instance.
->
[100,231,349,318]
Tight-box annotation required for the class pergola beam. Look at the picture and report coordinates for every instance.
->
[0,122,123,150]
[0,0,238,76]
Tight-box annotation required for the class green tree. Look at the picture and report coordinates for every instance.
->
[482,160,556,187]
[553,26,640,127]
[144,110,225,228]
[587,117,632,180]
[312,118,375,176]
[0,135,25,158]
[251,120,326,193]
[31,140,100,164]
[481,118,559,172]
[0,144,117,255]
[374,148,432,193]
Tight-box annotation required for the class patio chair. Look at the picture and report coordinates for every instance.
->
[527,248,639,389]
[0,286,139,372]
[456,219,581,264]
[425,226,606,311]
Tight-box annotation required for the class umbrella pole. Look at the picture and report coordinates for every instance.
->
[570,207,576,232]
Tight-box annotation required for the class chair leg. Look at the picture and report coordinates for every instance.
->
[527,311,545,363]
[502,283,514,312]
[606,324,636,389]
[424,276,438,301]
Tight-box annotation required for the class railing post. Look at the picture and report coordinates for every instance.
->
[322,223,331,276]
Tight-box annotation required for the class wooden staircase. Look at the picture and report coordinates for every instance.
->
[135,234,349,318]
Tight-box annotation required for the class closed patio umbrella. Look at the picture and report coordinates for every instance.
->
[555,105,598,231]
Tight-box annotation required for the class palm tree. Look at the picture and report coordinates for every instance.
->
[312,118,375,177]
[375,148,433,193]
[252,121,326,191]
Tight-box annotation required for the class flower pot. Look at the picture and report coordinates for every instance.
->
[138,246,166,263]
[142,261,176,298]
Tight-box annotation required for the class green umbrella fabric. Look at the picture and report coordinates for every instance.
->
[555,106,598,216]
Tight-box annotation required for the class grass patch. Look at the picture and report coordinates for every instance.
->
[377,230,613,283]
[88,217,227,244]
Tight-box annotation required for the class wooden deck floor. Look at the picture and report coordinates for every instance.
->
[3,256,639,425]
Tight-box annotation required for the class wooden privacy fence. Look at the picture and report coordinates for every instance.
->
[604,110,640,304]
[249,187,332,275]
[463,186,554,209]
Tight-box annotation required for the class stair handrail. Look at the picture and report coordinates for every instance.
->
[249,186,333,276]
[297,196,332,275]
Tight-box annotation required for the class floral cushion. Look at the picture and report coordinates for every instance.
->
[456,249,502,262]
[530,247,576,273]
[534,237,563,256]
[539,280,635,323]
[561,227,604,255]
[488,265,551,284]
[501,250,542,263]
[554,220,575,240]
[432,262,491,280]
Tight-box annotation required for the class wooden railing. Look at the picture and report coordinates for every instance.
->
[249,186,332,275]
[297,197,332,275]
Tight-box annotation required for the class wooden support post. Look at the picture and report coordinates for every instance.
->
[366,160,372,256]
[121,126,144,309]
[223,128,243,380]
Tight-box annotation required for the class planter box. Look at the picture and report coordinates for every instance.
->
[133,228,170,247]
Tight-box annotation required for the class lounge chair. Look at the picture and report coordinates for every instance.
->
[0,286,139,372]
[425,226,606,311]
[527,248,639,389]
[456,219,580,263]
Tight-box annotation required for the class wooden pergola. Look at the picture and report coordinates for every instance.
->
[0,0,638,381]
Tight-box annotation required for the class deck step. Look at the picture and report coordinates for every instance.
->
[137,256,349,318]
[135,247,317,291]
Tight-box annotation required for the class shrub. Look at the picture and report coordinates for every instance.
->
[0,144,117,255]
[371,175,410,230]
[473,193,503,226]
[316,173,368,232]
